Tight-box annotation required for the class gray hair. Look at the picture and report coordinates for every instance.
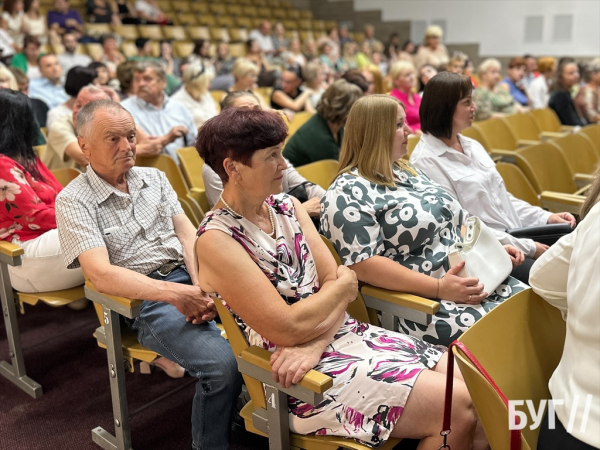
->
[477,58,501,77]
[76,99,131,137]
[133,60,166,81]
[316,79,363,125]
[583,58,600,83]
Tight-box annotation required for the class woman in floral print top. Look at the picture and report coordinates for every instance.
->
[0,90,84,293]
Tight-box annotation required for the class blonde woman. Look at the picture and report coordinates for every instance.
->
[413,25,449,70]
[170,61,218,129]
[389,61,421,133]
[334,41,357,73]
[321,95,526,348]
[0,64,18,90]
[303,60,326,110]
[472,58,518,121]
[226,57,268,109]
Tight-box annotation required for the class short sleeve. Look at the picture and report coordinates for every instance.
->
[320,175,384,266]
[157,170,185,217]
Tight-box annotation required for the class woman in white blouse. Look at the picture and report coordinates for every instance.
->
[529,172,600,450]
[170,61,218,129]
[527,57,556,110]
[410,72,575,283]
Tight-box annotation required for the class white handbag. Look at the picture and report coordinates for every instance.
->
[447,217,512,295]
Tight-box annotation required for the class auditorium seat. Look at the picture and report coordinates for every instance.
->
[495,162,542,207]
[86,42,104,60]
[285,111,314,140]
[173,0,193,13]
[111,24,139,40]
[528,108,575,137]
[176,147,211,215]
[461,126,491,152]
[579,124,600,158]
[173,41,194,58]
[176,12,199,26]
[549,133,599,176]
[161,25,186,40]
[295,159,339,189]
[501,113,546,143]
[186,26,210,40]
[454,289,565,450]
[406,134,420,159]
[473,117,538,154]
[138,24,164,40]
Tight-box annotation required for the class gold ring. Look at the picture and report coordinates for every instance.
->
[469,294,472,301]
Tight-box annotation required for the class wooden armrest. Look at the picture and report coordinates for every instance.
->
[0,241,24,258]
[516,139,541,147]
[240,346,333,394]
[574,174,595,190]
[559,125,578,132]
[490,149,517,162]
[541,191,584,214]
[539,131,569,139]
[361,285,440,315]
[574,185,591,196]
[84,279,143,319]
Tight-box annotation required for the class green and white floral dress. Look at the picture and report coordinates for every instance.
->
[321,165,527,347]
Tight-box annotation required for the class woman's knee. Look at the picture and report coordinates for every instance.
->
[451,382,477,433]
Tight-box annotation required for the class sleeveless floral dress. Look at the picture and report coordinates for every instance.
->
[197,194,444,448]
[321,165,527,347]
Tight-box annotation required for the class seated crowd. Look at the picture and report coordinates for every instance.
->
[1,6,599,450]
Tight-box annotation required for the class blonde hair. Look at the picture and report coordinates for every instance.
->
[581,167,600,220]
[231,58,259,81]
[388,60,416,90]
[425,25,443,38]
[363,65,384,94]
[477,58,501,77]
[182,61,214,97]
[0,65,18,90]
[337,95,415,187]
[302,61,322,86]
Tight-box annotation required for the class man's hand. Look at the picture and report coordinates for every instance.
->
[547,212,576,228]
[136,136,163,157]
[533,241,549,259]
[503,245,524,268]
[270,341,323,388]
[169,284,217,324]
[165,125,189,144]
[301,197,321,217]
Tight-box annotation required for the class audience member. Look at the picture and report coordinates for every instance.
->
[46,64,97,128]
[22,0,48,45]
[55,99,241,450]
[86,0,119,24]
[362,65,383,94]
[270,65,312,112]
[271,21,289,56]
[472,58,518,121]
[99,33,125,78]
[418,63,438,92]
[0,63,18,89]
[202,91,325,222]
[303,60,326,110]
[318,41,337,70]
[448,53,467,74]
[574,58,600,123]
[9,34,41,78]
[502,56,530,107]
[302,38,317,62]
[283,79,361,167]
[228,57,258,92]
[549,61,587,126]
[527,56,556,109]
[338,25,352,48]
[28,53,69,108]
[249,20,274,56]
[9,65,28,93]
[0,89,85,293]
[530,171,600,450]
[411,72,575,283]
[245,38,276,87]
[158,40,180,78]
[340,68,368,94]
[1,0,25,49]
[197,106,486,449]
[282,38,306,67]
[0,27,17,64]
[362,24,381,49]
[57,31,92,74]
[335,41,357,73]
[88,61,109,84]
[522,54,538,89]
[115,59,136,99]
[114,0,139,24]
[122,61,196,161]
[389,61,421,134]
[355,40,372,69]
[397,40,415,62]
[322,94,527,347]
[134,0,170,25]
[463,59,476,86]
[171,61,217,129]
[370,49,387,76]
[211,41,235,90]
[47,0,85,39]
[189,39,212,67]
[414,25,449,70]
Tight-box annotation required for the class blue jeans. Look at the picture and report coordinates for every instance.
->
[129,267,242,449]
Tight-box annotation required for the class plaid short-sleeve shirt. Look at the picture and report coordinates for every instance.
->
[56,165,185,275]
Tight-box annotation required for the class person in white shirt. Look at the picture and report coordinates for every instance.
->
[56,31,91,74]
[527,57,556,110]
[170,61,218,129]
[410,72,575,283]
[248,20,275,56]
[529,173,600,450]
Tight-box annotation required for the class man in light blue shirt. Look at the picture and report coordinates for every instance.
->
[28,54,69,109]
[122,61,196,162]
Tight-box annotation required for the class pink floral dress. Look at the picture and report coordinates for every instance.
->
[197,194,444,448]
[0,155,63,242]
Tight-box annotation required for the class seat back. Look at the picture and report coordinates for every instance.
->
[473,118,519,151]
[550,133,599,176]
[461,126,491,152]
[528,108,561,133]
[177,147,205,189]
[514,143,577,194]
[502,113,543,141]
[405,134,420,160]
[579,124,600,158]
[286,111,314,140]
[51,168,81,188]
[295,159,339,190]
[495,162,542,207]
[455,289,566,450]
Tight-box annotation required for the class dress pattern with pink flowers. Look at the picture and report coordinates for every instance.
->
[197,194,444,448]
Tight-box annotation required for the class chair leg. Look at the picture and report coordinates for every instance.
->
[0,262,42,398]
[265,384,290,450]
[92,306,134,450]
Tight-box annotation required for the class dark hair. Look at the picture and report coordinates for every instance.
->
[2,0,20,13]
[0,90,43,180]
[135,37,150,50]
[220,90,260,110]
[196,108,288,183]
[508,56,527,69]
[88,61,108,71]
[420,71,473,139]
[245,39,256,51]
[24,0,39,13]
[550,60,578,93]
[341,69,368,93]
[23,35,41,49]
[116,60,137,94]
[193,39,210,56]
[286,65,303,81]
[64,66,97,97]
[99,33,117,46]
[401,40,414,52]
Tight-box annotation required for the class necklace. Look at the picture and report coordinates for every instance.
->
[219,193,275,238]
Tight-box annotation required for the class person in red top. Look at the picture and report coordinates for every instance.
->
[0,89,84,293]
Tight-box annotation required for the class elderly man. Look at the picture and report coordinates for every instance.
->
[55,99,241,450]
[122,61,194,162]
[43,85,170,170]
[56,31,92,74]
[249,20,275,55]
[28,54,70,108]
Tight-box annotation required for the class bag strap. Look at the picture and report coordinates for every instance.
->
[439,340,522,450]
